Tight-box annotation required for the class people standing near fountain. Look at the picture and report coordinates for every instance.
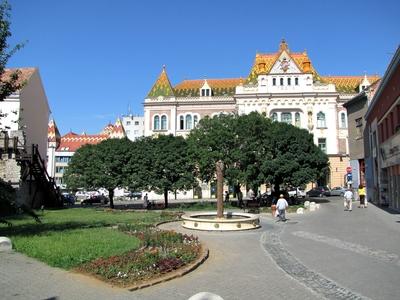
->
[224,191,230,203]
[276,194,288,222]
[143,193,149,209]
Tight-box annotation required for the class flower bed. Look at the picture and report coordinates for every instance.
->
[77,229,201,287]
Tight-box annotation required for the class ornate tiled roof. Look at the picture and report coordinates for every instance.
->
[321,75,381,93]
[57,133,109,152]
[47,119,61,143]
[174,78,242,97]
[147,66,175,98]
[108,118,126,139]
[246,42,321,84]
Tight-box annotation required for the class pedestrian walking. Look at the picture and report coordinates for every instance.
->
[143,193,149,209]
[276,194,288,222]
[358,185,366,208]
[343,188,353,211]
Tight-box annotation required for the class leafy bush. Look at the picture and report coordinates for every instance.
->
[0,179,16,217]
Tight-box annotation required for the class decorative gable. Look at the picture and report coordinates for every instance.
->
[269,51,302,74]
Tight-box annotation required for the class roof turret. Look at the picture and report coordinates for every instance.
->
[147,65,175,98]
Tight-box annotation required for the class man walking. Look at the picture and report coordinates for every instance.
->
[276,194,289,222]
[343,188,353,211]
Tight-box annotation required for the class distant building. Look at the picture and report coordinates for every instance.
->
[121,115,144,141]
[365,46,400,211]
[343,79,380,188]
[144,40,380,193]
[47,118,126,189]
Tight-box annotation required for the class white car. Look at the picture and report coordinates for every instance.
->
[288,188,306,198]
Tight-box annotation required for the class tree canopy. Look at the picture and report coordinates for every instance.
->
[127,135,196,208]
[64,138,133,208]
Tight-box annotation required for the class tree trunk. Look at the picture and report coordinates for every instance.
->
[164,189,168,208]
[216,160,224,218]
[274,183,281,199]
[108,188,114,209]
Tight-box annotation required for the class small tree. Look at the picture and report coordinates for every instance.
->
[0,0,24,102]
[64,138,132,209]
[187,114,238,217]
[127,135,196,208]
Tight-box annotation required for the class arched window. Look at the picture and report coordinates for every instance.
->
[287,78,291,86]
[280,78,284,86]
[340,112,347,128]
[179,115,184,130]
[185,114,193,130]
[295,112,301,127]
[272,78,276,86]
[161,115,167,130]
[271,112,278,122]
[193,115,199,127]
[281,112,292,124]
[153,115,160,130]
[317,112,326,128]
[295,78,299,85]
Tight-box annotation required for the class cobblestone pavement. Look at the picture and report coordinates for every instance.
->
[1,198,399,299]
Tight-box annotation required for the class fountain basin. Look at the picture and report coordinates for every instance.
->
[181,212,260,231]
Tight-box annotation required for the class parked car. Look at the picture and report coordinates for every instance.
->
[62,193,75,205]
[75,191,89,201]
[288,187,306,198]
[80,195,109,206]
[306,186,331,197]
[128,191,142,200]
[330,186,346,196]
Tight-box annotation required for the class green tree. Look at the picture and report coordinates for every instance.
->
[127,135,196,208]
[187,114,238,217]
[261,121,329,194]
[64,138,133,209]
[0,0,24,102]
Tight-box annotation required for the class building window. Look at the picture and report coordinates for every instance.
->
[126,121,131,125]
[271,112,278,122]
[355,117,363,138]
[179,115,184,130]
[295,78,299,85]
[318,138,327,153]
[126,130,130,135]
[317,112,326,128]
[133,130,138,135]
[295,112,301,127]
[287,78,291,86]
[193,115,199,127]
[272,78,276,86]
[134,121,139,125]
[153,115,160,130]
[185,114,193,130]
[281,112,292,124]
[280,78,284,86]
[161,115,167,130]
[201,89,211,97]
[340,112,347,128]
[55,156,70,163]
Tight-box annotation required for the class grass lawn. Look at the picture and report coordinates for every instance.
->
[0,208,178,269]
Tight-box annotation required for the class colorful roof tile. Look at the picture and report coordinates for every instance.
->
[108,118,126,139]
[57,133,109,152]
[147,66,175,98]
[321,75,381,93]
[47,119,61,144]
[174,78,242,97]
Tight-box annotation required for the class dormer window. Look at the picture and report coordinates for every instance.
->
[287,78,291,86]
[295,78,299,85]
[201,89,211,97]
[273,78,276,86]
[280,78,284,86]
[200,80,212,97]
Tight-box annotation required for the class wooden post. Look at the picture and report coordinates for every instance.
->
[216,160,224,218]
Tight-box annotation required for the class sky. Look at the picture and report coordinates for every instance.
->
[7,0,400,135]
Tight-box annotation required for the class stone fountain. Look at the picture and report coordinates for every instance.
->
[181,161,260,231]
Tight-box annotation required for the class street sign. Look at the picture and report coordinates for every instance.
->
[346,166,352,173]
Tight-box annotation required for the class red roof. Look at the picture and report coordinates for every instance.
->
[57,133,108,152]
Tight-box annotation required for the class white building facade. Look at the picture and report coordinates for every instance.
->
[144,40,380,197]
[121,115,145,141]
